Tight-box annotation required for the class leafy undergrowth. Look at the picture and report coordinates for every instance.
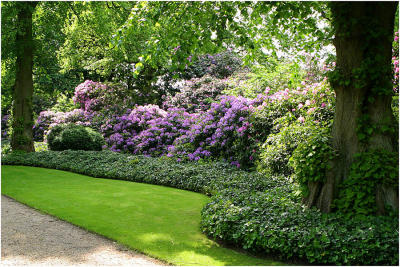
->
[2,150,399,265]
[2,165,283,266]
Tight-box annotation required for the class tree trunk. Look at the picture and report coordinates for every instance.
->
[304,2,399,214]
[11,2,37,152]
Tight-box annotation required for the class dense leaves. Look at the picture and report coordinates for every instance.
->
[333,150,399,216]
[47,124,104,151]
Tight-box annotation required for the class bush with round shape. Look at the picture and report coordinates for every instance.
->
[47,124,104,151]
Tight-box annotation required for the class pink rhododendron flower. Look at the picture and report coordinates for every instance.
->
[307,108,315,114]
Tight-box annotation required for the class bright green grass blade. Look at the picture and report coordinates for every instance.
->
[2,165,284,266]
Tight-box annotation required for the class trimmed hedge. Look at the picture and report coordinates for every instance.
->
[47,124,104,151]
[2,150,398,265]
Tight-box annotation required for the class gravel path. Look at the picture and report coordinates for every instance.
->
[1,195,167,266]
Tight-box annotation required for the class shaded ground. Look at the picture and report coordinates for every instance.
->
[1,195,166,266]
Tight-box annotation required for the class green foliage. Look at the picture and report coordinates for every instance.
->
[1,140,11,156]
[2,150,398,265]
[224,60,305,98]
[289,126,335,196]
[47,124,104,151]
[393,95,399,120]
[258,124,310,177]
[50,93,77,113]
[34,141,48,152]
[334,150,399,216]
[201,189,398,265]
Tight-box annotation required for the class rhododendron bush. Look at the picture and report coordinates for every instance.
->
[32,73,338,170]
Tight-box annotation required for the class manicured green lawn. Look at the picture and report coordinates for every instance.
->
[2,165,284,266]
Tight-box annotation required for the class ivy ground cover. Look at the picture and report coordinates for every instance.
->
[1,165,284,266]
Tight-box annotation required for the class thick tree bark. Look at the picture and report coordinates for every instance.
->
[304,2,399,214]
[11,2,37,152]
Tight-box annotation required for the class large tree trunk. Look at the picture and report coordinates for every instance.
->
[11,2,37,152]
[304,2,398,214]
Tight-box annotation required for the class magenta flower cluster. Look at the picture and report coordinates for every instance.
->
[1,114,9,139]
[73,80,134,114]
[393,31,399,93]
[101,104,167,153]
[171,95,262,167]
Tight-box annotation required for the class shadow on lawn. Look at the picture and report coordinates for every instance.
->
[134,231,286,266]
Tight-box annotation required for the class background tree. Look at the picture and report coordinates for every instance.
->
[9,1,37,152]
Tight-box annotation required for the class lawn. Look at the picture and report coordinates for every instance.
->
[1,165,284,266]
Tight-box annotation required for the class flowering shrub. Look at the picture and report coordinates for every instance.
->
[162,75,228,112]
[253,78,335,134]
[392,31,399,120]
[183,50,242,79]
[171,95,263,168]
[133,108,195,156]
[33,111,58,141]
[1,114,10,139]
[254,79,335,174]
[73,80,134,115]
[33,109,100,142]
[101,105,167,153]
[393,31,399,94]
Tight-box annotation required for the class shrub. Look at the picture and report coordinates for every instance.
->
[254,79,335,176]
[101,104,167,153]
[73,80,135,114]
[33,109,101,142]
[132,107,195,156]
[162,75,228,112]
[1,114,10,139]
[171,95,263,168]
[258,123,310,176]
[47,124,104,151]
[201,189,398,265]
[183,50,242,79]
